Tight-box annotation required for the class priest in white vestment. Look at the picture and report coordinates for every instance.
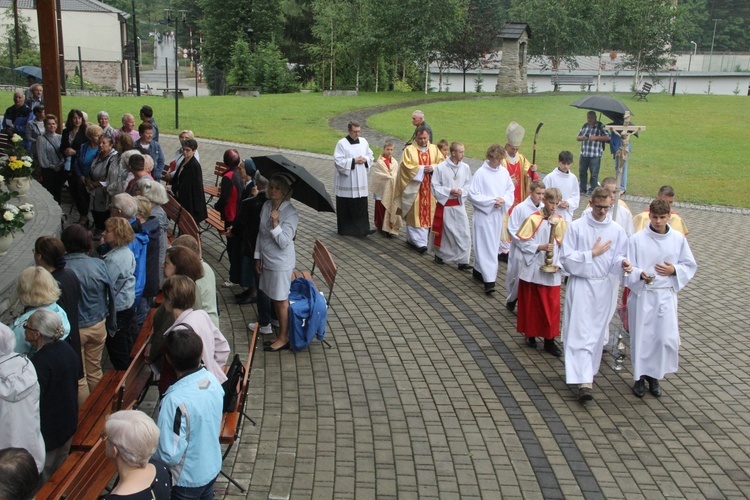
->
[333,121,375,237]
[467,144,515,295]
[505,180,545,312]
[430,142,472,269]
[560,187,629,403]
[542,151,580,223]
[624,199,697,398]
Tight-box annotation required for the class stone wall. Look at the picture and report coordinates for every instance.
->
[64,61,124,92]
[495,32,529,94]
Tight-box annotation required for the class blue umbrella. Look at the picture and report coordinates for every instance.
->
[14,66,42,80]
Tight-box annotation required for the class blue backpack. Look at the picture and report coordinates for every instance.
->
[128,229,149,303]
[288,277,327,352]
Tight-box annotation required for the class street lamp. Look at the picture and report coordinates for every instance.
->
[688,41,697,72]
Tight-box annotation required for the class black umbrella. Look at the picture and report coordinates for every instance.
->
[570,96,632,123]
[14,66,42,80]
[252,154,335,213]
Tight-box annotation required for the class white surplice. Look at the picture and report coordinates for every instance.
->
[542,168,580,223]
[624,225,697,380]
[333,136,374,198]
[561,211,628,385]
[467,162,515,283]
[429,158,472,263]
[506,196,542,302]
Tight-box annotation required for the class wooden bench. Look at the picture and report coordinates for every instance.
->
[551,74,594,91]
[36,438,115,500]
[634,81,652,101]
[292,238,338,349]
[164,193,202,255]
[204,162,228,205]
[71,370,124,451]
[116,340,153,412]
[218,323,260,493]
[131,308,155,357]
[201,208,229,261]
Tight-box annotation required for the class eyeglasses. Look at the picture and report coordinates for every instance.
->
[22,321,39,333]
[592,204,611,211]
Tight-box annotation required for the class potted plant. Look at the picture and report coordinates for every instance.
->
[0,134,35,197]
[18,203,35,220]
[0,190,27,255]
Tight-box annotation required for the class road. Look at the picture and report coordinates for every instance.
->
[141,34,210,97]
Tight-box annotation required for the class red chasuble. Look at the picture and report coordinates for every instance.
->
[506,159,524,212]
[517,280,560,339]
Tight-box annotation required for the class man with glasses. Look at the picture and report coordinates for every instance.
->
[560,187,630,403]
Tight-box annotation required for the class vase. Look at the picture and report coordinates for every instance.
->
[7,176,32,197]
[0,233,12,256]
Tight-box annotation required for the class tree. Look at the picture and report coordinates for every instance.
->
[445,0,505,93]
[248,41,299,93]
[227,37,254,89]
[613,0,698,86]
[509,0,594,75]
[0,8,39,71]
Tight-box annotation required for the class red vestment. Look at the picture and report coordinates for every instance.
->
[517,280,560,339]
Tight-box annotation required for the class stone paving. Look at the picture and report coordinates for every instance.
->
[155,134,750,500]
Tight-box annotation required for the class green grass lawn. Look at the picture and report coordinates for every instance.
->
[368,93,749,208]
[4,90,745,207]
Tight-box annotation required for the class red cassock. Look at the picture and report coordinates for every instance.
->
[517,280,560,340]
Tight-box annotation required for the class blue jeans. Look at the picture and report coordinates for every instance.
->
[579,156,602,194]
[171,476,217,500]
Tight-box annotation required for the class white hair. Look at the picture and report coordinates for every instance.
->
[29,308,64,341]
[97,110,109,119]
[412,110,424,119]
[105,410,160,468]
[112,193,138,219]
[0,322,16,356]
[135,178,168,205]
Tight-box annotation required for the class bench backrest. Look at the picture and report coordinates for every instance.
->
[51,437,117,500]
[641,82,652,91]
[220,324,258,445]
[163,194,183,235]
[116,339,152,411]
[214,161,228,179]
[311,238,337,306]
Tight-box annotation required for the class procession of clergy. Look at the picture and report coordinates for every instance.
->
[332,114,697,404]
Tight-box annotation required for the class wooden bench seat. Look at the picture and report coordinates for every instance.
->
[201,208,229,261]
[35,449,87,499]
[37,437,116,500]
[634,82,652,101]
[551,74,594,91]
[116,341,153,412]
[205,162,228,205]
[71,370,124,451]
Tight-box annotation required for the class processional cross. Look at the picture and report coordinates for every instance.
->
[604,111,646,219]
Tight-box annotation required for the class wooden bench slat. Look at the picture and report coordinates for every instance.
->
[35,449,86,499]
[219,324,258,444]
[72,370,124,451]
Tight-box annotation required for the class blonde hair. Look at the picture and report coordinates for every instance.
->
[105,410,160,468]
[105,217,135,248]
[16,266,61,306]
[544,187,562,202]
[135,196,152,219]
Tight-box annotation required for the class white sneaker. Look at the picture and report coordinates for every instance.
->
[222,280,238,288]
[248,322,272,334]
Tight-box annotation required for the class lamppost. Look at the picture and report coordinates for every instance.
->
[688,41,697,72]
[160,9,185,128]
[709,19,719,72]
[131,0,141,96]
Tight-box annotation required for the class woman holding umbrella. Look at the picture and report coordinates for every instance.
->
[255,173,299,352]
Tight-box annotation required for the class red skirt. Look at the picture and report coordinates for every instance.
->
[374,199,385,230]
[517,280,560,339]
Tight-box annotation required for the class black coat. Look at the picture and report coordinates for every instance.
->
[52,267,84,380]
[235,191,267,257]
[173,156,207,224]
[32,340,79,450]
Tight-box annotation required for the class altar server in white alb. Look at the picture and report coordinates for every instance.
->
[560,187,629,403]
[542,150,580,223]
[505,180,545,312]
[430,142,472,271]
[624,199,696,399]
[333,121,375,237]
[468,144,515,295]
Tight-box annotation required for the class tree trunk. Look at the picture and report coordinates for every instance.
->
[424,57,429,95]
[375,59,379,93]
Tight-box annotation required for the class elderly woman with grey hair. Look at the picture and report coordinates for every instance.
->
[25,308,79,482]
[104,410,172,499]
[98,110,116,139]
[0,322,46,475]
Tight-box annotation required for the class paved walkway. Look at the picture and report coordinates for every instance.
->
[158,135,749,499]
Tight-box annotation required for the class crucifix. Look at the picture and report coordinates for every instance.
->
[604,112,646,220]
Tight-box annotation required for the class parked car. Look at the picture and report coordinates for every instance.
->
[129,83,153,95]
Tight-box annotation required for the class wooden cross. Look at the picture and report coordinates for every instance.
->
[604,112,646,220]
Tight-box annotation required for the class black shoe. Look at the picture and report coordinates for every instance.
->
[434,255,444,265]
[472,268,483,281]
[264,342,290,352]
[236,294,257,305]
[234,290,251,300]
[498,253,509,263]
[418,246,428,254]
[457,263,472,271]
[578,387,593,402]
[645,376,662,397]
[384,232,393,239]
[407,241,419,251]
[543,339,562,357]
[505,299,517,312]
[365,229,377,236]
[484,282,496,295]
[632,378,646,398]
[526,337,537,348]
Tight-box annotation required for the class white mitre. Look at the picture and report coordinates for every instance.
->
[506,121,525,147]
